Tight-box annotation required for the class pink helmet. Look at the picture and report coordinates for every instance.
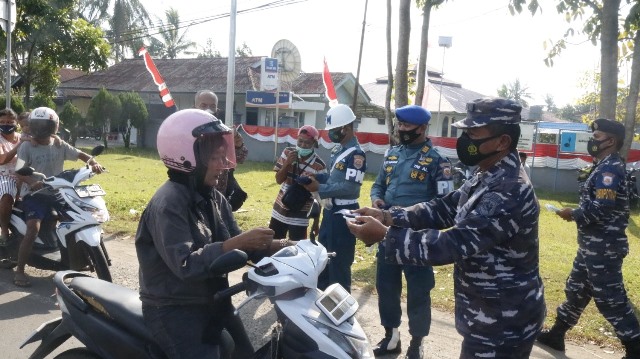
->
[157,109,236,173]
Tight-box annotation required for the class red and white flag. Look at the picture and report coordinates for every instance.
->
[138,47,175,108]
[323,57,339,108]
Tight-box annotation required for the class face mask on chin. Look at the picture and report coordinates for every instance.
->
[587,137,611,157]
[455,132,502,166]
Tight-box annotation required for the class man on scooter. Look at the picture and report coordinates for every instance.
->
[13,107,104,287]
[135,109,285,359]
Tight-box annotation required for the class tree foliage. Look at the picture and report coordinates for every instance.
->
[78,0,152,61]
[147,8,196,59]
[30,94,56,110]
[0,0,111,107]
[236,42,253,57]
[59,101,84,146]
[118,92,148,148]
[87,88,122,148]
[197,38,222,58]
[496,78,533,108]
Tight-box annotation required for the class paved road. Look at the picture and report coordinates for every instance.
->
[0,236,623,358]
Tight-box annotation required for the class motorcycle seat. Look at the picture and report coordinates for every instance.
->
[69,277,155,343]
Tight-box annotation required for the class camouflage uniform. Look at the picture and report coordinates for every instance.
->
[382,150,545,357]
[556,152,640,341]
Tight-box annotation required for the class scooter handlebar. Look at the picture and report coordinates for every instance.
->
[213,282,247,302]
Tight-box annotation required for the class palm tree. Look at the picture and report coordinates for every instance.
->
[497,78,533,108]
[78,0,152,61]
[147,8,196,59]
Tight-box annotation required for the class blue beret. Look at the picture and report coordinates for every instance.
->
[591,118,625,140]
[452,98,522,128]
[395,105,431,125]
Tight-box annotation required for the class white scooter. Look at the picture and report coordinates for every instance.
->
[0,146,112,281]
[20,202,374,358]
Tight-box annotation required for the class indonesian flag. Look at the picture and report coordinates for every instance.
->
[323,57,339,108]
[138,47,176,108]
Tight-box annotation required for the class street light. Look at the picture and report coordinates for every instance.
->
[436,36,452,130]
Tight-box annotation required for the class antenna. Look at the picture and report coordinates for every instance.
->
[271,39,302,85]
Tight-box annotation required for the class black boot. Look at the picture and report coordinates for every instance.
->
[622,338,640,359]
[404,337,424,359]
[536,320,570,352]
[373,327,401,357]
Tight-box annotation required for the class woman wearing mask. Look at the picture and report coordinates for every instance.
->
[269,125,327,240]
[0,109,23,245]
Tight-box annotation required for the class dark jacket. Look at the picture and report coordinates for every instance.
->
[136,180,242,306]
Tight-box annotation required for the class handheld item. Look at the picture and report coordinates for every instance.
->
[545,203,561,213]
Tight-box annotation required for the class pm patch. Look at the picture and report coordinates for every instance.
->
[476,193,503,216]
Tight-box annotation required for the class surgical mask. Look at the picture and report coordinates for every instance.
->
[0,124,16,134]
[587,137,611,157]
[328,127,345,143]
[455,132,501,166]
[398,128,421,145]
[296,146,313,157]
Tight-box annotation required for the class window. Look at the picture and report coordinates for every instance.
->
[450,117,458,137]
[377,117,385,125]
[441,116,449,137]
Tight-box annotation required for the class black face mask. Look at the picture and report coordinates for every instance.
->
[0,125,16,134]
[456,132,502,166]
[328,127,345,143]
[587,137,611,157]
[398,128,421,145]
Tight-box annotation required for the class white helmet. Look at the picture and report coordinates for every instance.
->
[325,104,356,130]
[29,107,60,139]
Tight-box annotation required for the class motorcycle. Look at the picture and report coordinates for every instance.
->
[20,201,374,359]
[0,145,112,281]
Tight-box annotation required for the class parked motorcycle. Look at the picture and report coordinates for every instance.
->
[20,202,373,359]
[0,146,112,281]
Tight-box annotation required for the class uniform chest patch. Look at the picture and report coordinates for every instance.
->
[602,172,614,186]
[353,155,365,169]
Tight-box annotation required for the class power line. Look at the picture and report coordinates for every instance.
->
[104,0,309,47]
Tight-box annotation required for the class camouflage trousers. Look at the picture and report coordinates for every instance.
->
[459,337,535,359]
[556,247,640,341]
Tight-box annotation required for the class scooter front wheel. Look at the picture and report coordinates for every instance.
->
[53,347,101,359]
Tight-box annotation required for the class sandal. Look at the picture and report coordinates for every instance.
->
[14,273,32,287]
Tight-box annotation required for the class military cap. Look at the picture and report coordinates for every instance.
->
[452,98,522,128]
[591,118,625,140]
[395,105,432,125]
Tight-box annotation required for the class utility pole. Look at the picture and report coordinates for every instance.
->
[351,0,369,112]
[225,0,237,128]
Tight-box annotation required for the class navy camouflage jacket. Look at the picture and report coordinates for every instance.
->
[382,151,545,344]
[572,152,629,255]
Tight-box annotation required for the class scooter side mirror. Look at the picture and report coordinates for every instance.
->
[15,166,34,176]
[91,145,105,157]
[209,249,248,277]
[307,200,321,219]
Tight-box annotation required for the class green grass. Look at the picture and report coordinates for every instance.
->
[71,147,639,348]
